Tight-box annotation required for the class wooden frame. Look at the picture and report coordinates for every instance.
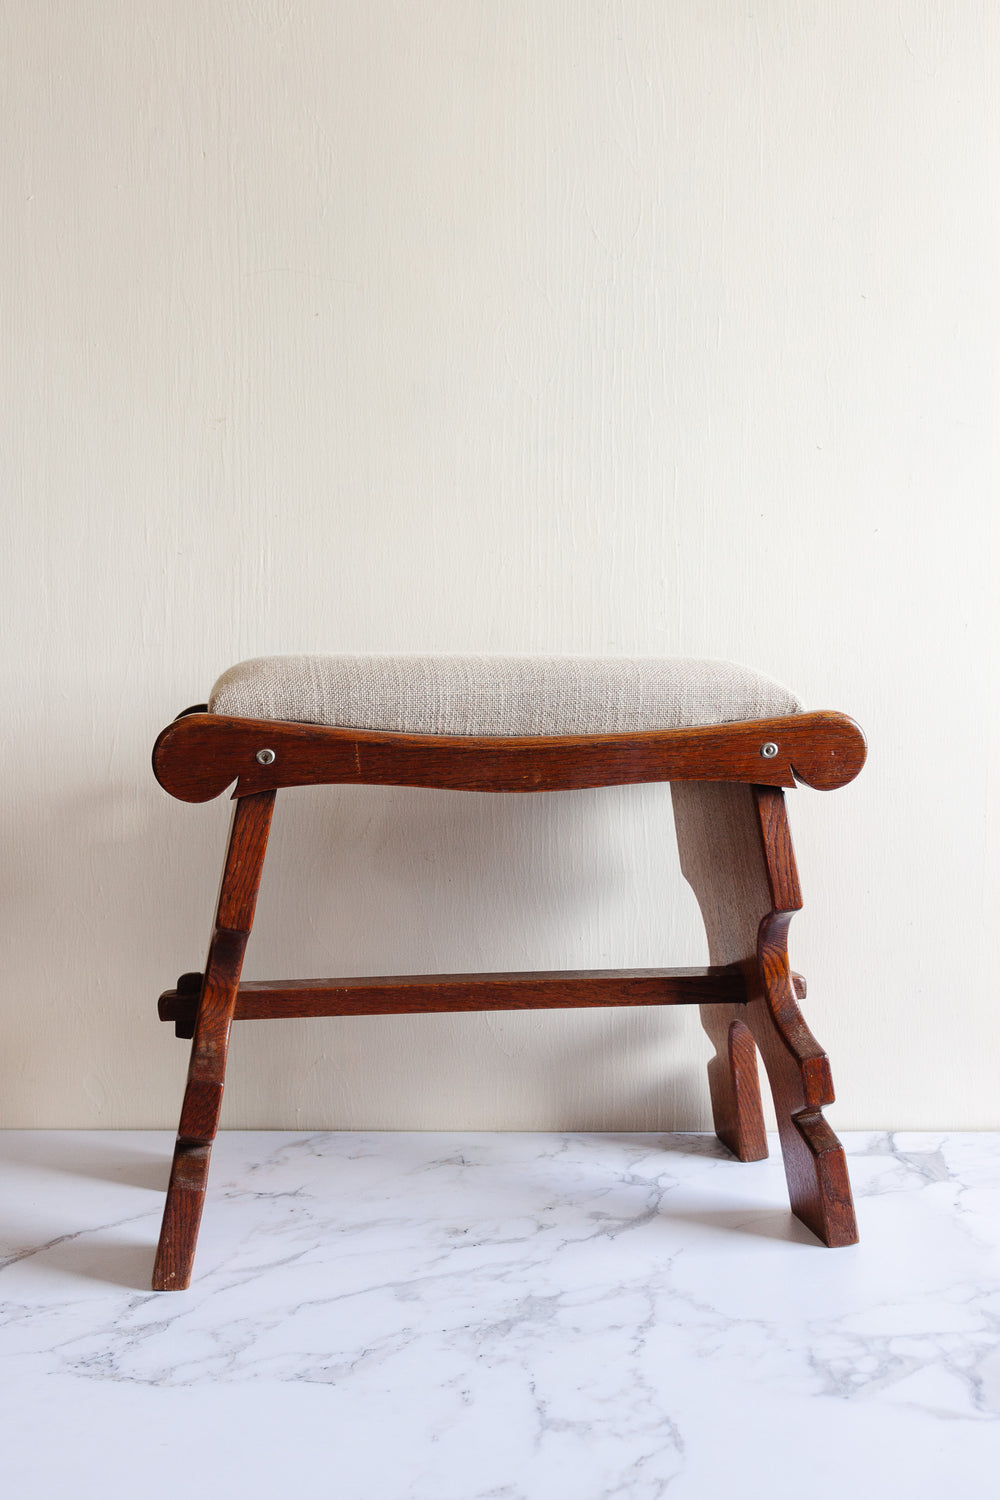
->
[153,708,866,801]
[151,710,865,1289]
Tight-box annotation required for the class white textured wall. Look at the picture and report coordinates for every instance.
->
[1,1,996,1130]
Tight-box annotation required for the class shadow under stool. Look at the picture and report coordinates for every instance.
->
[150,652,866,1290]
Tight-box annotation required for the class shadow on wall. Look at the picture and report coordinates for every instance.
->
[225,779,711,1132]
[0,757,712,1130]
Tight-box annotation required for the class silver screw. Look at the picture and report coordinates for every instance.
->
[256,748,276,765]
[760,742,779,759]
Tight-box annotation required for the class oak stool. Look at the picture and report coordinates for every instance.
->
[151,653,866,1289]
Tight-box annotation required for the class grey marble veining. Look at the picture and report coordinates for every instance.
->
[1,1131,998,1497]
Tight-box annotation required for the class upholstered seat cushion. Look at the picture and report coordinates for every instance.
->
[208,654,801,737]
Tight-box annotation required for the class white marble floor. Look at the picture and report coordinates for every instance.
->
[1,1130,998,1498]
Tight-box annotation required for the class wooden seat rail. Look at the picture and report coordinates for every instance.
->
[153,710,867,801]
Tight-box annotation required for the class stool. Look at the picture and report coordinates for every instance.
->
[150,653,866,1290]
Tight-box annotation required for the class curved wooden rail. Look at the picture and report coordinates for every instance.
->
[152,710,867,802]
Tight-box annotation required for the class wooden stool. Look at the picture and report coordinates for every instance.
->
[151,653,866,1289]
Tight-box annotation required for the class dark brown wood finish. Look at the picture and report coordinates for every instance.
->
[152,789,275,1292]
[150,700,863,1288]
[671,780,858,1247]
[152,710,866,803]
[158,964,749,1033]
[160,968,806,1035]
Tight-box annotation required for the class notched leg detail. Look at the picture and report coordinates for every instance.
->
[177,1078,226,1142]
[672,779,858,1248]
[746,925,858,1247]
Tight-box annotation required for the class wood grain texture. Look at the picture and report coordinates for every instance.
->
[720,1016,769,1162]
[671,781,857,1247]
[152,790,275,1291]
[151,710,867,802]
[158,964,749,1030]
[150,689,866,1281]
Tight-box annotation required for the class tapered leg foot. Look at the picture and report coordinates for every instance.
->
[782,1108,858,1246]
[701,1008,768,1161]
[152,1141,212,1291]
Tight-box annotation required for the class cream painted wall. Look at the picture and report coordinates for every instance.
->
[1,1,997,1130]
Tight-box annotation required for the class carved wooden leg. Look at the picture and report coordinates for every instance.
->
[152,790,276,1290]
[671,780,858,1246]
[700,1006,769,1162]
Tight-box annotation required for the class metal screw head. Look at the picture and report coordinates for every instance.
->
[760,741,779,759]
[256,748,276,765]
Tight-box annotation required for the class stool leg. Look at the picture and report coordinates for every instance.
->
[672,781,858,1246]
[152,789,276,1290]
[700,1007,768,1162]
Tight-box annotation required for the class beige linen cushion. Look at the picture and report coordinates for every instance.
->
[208,655,801,737]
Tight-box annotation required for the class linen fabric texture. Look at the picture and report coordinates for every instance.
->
[208,655,802,737]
